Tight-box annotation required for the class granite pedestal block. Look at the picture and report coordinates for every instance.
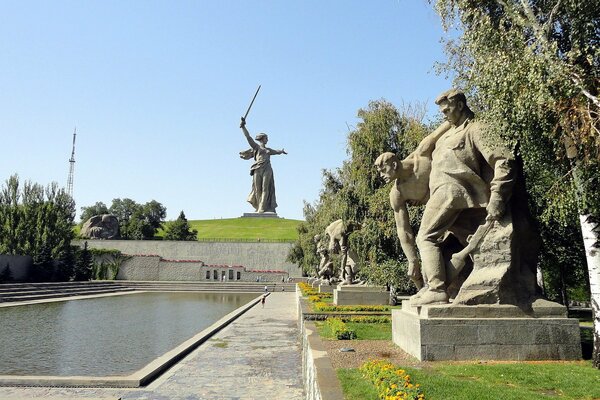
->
[333,285,390,305]
[392,300,581,361]
[318,284,334,293]
[241,212,279,218]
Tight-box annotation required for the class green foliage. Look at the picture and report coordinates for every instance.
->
[313,302,390,312]
[163,211,198,241]
[0,174,75,280]
[79,201,109,224]
[432,0,598,307]
[80,198,167,240]
[89,248,130,280]
[320,317,357,340]
[74,242,93,281]
[288,100,428,290]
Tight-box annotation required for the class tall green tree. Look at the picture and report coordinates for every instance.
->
[0,175,75,279]
[164,211,198,241]
[289,100,430,293]
[433,0,600,366]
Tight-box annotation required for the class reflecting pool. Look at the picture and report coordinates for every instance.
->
[0,292,257,376]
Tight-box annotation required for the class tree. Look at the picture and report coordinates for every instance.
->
[0,175,75,279]
[104,198,166,239]
[164,211,198,241]
[79,202,109,224]
[288,100,430,294]
[74,242,93,281]
[433,0,600,366]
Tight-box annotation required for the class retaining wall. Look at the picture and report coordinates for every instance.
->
[81,240,300,277]
[117,256,288,282]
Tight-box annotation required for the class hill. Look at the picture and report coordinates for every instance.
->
[160,217,302,241]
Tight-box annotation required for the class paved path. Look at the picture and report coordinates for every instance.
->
[0,292,304,400]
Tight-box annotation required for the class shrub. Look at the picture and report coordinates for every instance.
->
[360,359,424,400]
[324,318,357,340]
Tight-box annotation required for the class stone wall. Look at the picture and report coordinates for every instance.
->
[116,255,288,282]
[298,289,345,400]
[81,240,300,277]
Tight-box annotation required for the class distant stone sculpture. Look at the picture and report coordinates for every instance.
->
[325,219,361,285]
[377,89,540,307]
[314,234,336,284]
[81,214,119,239]
[239,117,287,213]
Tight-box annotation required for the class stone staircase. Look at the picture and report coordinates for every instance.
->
[0,281,135,303]
[0,281,297,303]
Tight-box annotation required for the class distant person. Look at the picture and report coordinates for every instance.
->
[261,295,266,308]
[264,285,268,293]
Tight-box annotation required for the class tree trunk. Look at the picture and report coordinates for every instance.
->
[579,213,600,368]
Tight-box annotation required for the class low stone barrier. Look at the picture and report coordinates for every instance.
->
[297,288,344,400]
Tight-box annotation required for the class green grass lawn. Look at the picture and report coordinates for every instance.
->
[316,321,392,340]
[339,361,600,400]
[96,217,303,241]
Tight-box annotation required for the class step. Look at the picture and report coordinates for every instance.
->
[0,288,135,303]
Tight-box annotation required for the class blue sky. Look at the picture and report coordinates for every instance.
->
[0,1,453,221]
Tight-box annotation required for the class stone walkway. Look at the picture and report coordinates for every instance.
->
[0,292,304,400]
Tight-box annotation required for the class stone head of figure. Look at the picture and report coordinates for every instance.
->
[435,89,471,126]
[374,152,400,183]
[255,133,268,146]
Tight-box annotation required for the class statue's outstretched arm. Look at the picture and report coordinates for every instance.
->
[240,117,258,150]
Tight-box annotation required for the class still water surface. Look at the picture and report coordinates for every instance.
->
[0,292,257,376]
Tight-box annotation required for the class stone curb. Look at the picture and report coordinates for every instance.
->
[297,288,345,400]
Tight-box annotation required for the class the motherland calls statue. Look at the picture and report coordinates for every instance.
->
[239,117,287,213]
[376,89,540,307]
[325,219,361,285]
[81,214,119,239]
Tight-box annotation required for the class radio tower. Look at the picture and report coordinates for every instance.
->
[66,127,77,198]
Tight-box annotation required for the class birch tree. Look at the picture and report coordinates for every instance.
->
[433,0,600,366]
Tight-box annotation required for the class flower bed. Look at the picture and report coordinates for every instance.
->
[313,302,390,312]
[360,360,424,400]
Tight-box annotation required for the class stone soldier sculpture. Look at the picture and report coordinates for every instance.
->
[374,121,451,292]
[314,234,336,283]
[239,117,287,213]
[378,89,540,307]
[324,219,361,285]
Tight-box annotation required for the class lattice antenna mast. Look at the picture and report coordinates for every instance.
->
[66,127,77,197]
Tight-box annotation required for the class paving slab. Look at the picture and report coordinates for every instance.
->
[0,292,303,400]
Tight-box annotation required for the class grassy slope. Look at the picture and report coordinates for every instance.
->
[159,217,302,241]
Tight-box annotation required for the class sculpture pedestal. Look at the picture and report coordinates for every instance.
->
[333,285,390,305]
[318,284,334,293]
[392,300,581,361]
[241,212,279,218]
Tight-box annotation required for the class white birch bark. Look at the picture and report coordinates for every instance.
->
[579,214,600,367]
